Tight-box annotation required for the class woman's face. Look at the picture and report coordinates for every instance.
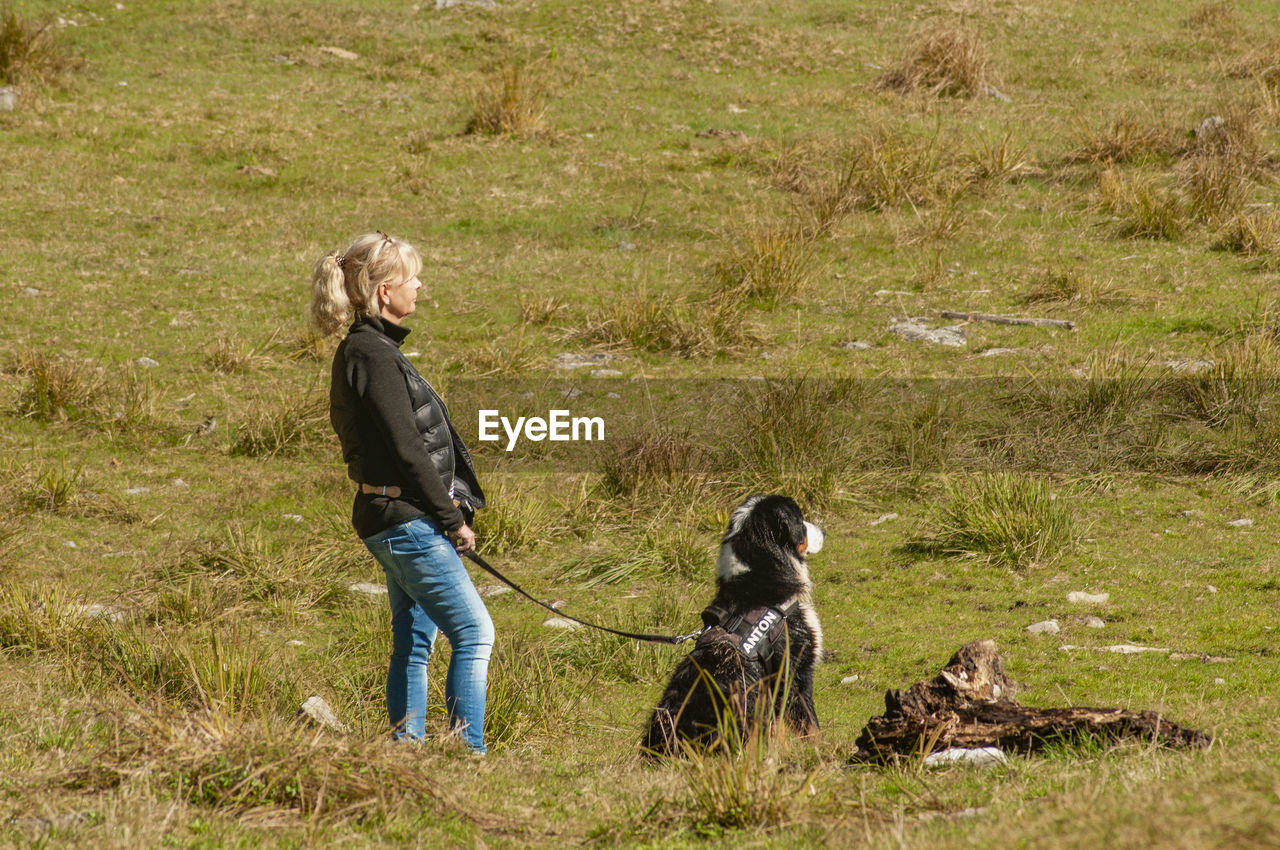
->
[378,273,422,325]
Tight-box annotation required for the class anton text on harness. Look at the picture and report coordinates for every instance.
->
[462,549,706,645]
[700,600,797,674]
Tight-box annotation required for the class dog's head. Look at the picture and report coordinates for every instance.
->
[716,495,823,597]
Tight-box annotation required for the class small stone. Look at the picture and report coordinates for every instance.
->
[982,86,1012,103]
[64,540,77,549]
[590,369,623,378]
[874,290,914,297]
[319,46,359,61]
[1214,678,1225,685]
[695,128,746,139]
[560,387,582,400]
[436,0,497,7]
[1067,591,1109,605]
[478,585,512,598]
[236,165,276,177]
[1026,619,1060,635]
[300,696,349,732]
[1105,644,1169,655]
[1179,509,1203,518]
[23,287,40,296]
[282,514,304,523]
[840,675,860,685]
[1166,359,1214,375]
[924,747,1007,767]
[980,348,1020,357]
[286,639,305,646]
[135,357,160,368]
[123,487,150,496]
[838,340,871,351]
[869,513,899,526]
[172,478,188,488]
[1193,115,1226,140]
[543,617,582,630]
[1085,616,1106,628]
[74,603,125,622]
[1227,518,1253,527]
[618,242,636,251]
[1207,585,1217,594]
[349,582,387,596]
[0,86,19,111]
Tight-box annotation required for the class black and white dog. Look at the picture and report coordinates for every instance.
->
[643,494,824,755]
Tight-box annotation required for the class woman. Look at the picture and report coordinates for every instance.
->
[311,231,492,754]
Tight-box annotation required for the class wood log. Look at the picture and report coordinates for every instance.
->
[941,310,1076,330]
[853,640,1210,761]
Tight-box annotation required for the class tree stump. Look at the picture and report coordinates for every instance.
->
[854,639,1210,761]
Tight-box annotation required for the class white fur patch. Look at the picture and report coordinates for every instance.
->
[803,521,824,555]
[717,548,750,580]
[724,495,763,541]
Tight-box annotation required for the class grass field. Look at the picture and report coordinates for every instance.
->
[2,0,1279,846]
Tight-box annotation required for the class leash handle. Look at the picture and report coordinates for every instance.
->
[462,549,701,646]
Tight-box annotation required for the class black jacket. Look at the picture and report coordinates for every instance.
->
[329,315,485,539]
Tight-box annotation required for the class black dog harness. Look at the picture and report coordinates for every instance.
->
[699,600,798,675]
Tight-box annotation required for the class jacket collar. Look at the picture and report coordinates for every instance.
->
[350,314,411,346]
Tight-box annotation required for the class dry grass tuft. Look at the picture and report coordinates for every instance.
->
[573,291,757,356]
[599,428,709,500]
[0,2,65,85]
[205,334,276,373]
[1186,1,1239,32]
[1067,111,1177,166]
[1183,154,1252,223]
[465,62,550,137]
[1214,210,1280,261]
[13,351,104,422]
[964,130,1034,185]
[1021,268,1128,308]
[517,290,566,325]
[1097,169,1187,240]
[230,390,329,458]
[877,23,997,98]
[708,222,818,305]
[1228,38,1280,88]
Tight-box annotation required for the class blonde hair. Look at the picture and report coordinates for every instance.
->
[310,232,423,335]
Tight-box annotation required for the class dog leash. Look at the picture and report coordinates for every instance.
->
[462,549,706,645]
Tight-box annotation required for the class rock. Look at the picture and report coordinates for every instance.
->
[73,603,125,622]
[123,487,150,496]
[135,357,160,368]
[64,540,77,548]
[236,165,276,177]
[282,513,304,523]
[560,387,582,400]
[617,242,636,251]
[23,287,40,296]
[1166,359,1213,375]
[590,368,623,378]
[874,290,915,297]
[286,639,305,646]
[172,478,188,488]
[869,512,899,526]
[300,696,349,732]
[478,585,512,598]
[543,617,582,630]
[349,582,387,596]
[1178,509,1203,518]
[0,87,17,111]
[838,340,871,350]
[1169,652,1235,663]
[924,746,1008,767]
[1067,591,1109,605]
[980,347,1020,357]
[319,46,359,60]
[195,415,217,436]
[436,0,497,7]
[1227,518,1253,527]
[1084,616,1106,629]
[1026,619,1060,635]
[1214,677,1226,685]
[982,86,1012,103]
[841,675,860,685]
[1193,115,1226,140]
[1207,585,1217,594]
[555,352,613,370]
[889,319,966,347]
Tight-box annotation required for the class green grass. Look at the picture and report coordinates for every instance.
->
[1,0,1279,847]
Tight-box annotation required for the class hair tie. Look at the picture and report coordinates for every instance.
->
[335,254,347,268]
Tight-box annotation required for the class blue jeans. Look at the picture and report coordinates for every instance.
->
[362,518,494,753]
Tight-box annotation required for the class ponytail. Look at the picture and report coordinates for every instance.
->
[310,252,351,336]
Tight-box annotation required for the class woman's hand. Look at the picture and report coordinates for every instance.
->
[450,524,477,553]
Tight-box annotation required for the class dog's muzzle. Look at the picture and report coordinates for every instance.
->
[803,521,824,555]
